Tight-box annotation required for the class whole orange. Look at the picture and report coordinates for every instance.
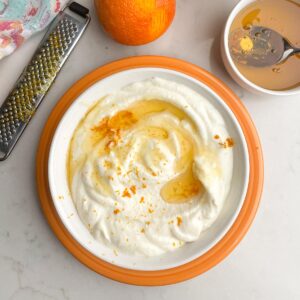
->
[94,0,176,45]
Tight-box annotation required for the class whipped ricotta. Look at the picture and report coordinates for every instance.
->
[68,78,233,256]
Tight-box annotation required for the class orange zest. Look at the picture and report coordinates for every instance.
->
[92,110,137,153]
[177,216,182,226]
[122,188,131,198]
[219,137,235,148]
[130,185,137,195]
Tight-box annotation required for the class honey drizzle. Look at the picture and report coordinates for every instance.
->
[68,99,203,204]
[160,164,203,204]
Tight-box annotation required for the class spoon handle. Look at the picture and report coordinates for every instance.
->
[284,39,300,53]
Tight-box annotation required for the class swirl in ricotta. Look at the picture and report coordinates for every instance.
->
[68,78,233,256]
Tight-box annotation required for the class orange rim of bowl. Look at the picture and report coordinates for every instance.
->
[36,56,263,286]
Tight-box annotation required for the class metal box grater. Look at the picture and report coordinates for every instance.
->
[0,2,90,161]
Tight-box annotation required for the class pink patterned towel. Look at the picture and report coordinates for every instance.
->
[0,0,67,60]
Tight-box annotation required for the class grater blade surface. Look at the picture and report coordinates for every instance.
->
[0,2,90,161]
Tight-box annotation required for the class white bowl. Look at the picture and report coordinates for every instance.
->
[221,0,300,96]
[48,67,249,271]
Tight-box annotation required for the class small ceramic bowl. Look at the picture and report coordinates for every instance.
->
[221,0,300,96]
[36,56,263,285]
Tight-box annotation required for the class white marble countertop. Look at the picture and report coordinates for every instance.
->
[0,0,299,299]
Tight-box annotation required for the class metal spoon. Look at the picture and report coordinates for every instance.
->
[229,26,300,67]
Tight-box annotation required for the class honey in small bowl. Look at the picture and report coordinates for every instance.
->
[229,0,300,91]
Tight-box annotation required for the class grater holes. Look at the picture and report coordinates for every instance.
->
[62,43,68,50]
[0,14,85,151]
